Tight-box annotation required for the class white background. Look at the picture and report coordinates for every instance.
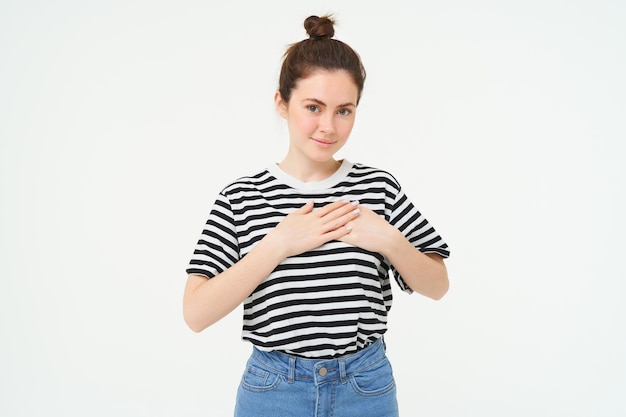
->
[1,1,625,416]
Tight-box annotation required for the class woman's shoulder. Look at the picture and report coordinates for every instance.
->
[219,167,274,195]
[348,161,402,189]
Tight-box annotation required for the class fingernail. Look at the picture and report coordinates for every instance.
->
[346,225,353,231]
[351,200,359,206]
[352,208,360,214]
[342,199,350,204]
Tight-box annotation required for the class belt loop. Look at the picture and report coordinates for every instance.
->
[288,356,296,383]
[339,358,348,384]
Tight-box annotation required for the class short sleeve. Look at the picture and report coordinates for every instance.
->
[186,192,240,278]
[387,189,450,294]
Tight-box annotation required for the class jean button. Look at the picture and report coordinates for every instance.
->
[318,367,328,376]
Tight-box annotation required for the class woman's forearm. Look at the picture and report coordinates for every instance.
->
[183,200,368,332]
[183,237,285,332]
[383,227,449,300]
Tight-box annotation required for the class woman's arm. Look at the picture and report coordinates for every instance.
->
[381,227,449,299]
[184,235,285,332]
[183,199,361,332]
[339,206,449,300]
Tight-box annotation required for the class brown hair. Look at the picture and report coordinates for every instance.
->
[278,15,366,104]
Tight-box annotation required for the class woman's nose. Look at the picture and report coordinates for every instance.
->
[318,113,335,133]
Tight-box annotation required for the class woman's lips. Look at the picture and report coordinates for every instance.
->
[312,138,335,148]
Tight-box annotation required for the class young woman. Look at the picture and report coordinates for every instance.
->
[184,15,450,417]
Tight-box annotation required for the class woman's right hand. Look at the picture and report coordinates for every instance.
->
[183,200,360,332]
[265,200,360,259]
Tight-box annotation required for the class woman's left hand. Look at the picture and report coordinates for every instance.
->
[340,204,449,299]
[338,205,396,254]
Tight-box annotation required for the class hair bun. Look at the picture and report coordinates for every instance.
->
[304,15,335,40]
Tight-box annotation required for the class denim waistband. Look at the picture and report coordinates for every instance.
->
[249,338,387,385]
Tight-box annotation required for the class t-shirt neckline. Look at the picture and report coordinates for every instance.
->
[267,159,353,191]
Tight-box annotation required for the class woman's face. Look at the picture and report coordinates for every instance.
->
[275,69,359,164]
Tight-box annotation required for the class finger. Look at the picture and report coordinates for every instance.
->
[320,200,360,224]
[314,199,351,217]
[319,200,359,221]
[294,200,315,214]
[321,206,360,233]
[324,222,354,241]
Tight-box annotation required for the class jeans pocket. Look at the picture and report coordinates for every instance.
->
[240,363,282,393]
[350,357,396,397]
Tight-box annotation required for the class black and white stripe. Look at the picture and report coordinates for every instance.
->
[187,160,450,358]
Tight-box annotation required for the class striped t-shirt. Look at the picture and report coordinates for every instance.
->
[186,160,450,358]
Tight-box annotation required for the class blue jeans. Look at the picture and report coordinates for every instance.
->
[234,338,399,417]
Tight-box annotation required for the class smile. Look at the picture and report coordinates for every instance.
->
[311,138,336,147]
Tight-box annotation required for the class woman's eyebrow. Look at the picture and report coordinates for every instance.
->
[303,98,356,108]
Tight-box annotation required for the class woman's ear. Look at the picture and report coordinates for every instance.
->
[274,91,288,119]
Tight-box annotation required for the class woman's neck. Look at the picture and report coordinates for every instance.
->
[277,157,342,183]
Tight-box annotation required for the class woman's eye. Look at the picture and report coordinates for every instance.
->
[307,105,320,113]
[338,108,352,116]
